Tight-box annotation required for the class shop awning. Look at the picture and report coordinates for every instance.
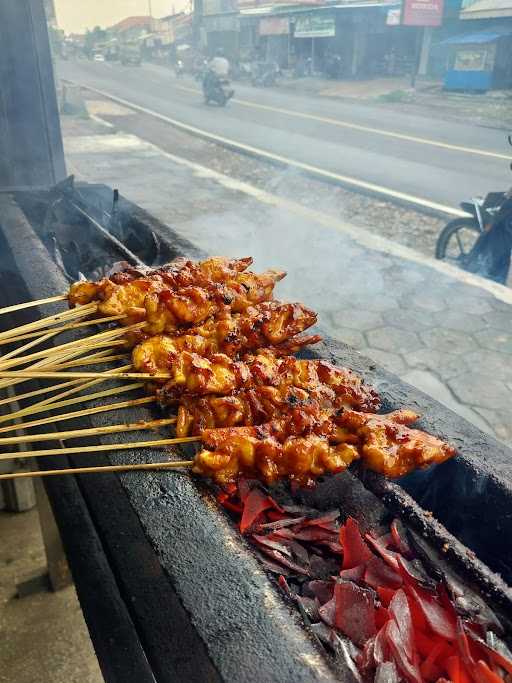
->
[460,0,512,19]
[441,28,512,43]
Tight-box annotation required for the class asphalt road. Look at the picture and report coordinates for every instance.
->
[58,59,511,212]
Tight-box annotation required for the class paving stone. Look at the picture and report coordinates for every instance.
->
[381,308,436,331]
[482,310,512,332]
[346,295,399,314]
[431,309,488,333]
[448,373,512,409]
[445,295,493,315]
[474,328,512,354]
[333,309,383,331]
[463,349,512,381]
[329,327,367,350]
[404,348,466,379]
[419,327,477,355]
[365,348,407,376]
[488,297,512,313]
[474,407,512,446]
[402,369,490,434]
[409,293,447,313]
[366,326,422,353]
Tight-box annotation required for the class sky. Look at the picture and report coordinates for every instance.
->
[54,0,190,34]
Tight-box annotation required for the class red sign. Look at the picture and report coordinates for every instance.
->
[259,17,289,36]
[402,0,444,26]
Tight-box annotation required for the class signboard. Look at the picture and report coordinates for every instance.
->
[294,14,335,38]
[259,17,289,36]
[402,0,444,26]
[386,8,401,24]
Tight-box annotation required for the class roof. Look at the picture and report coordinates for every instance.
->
[460,0,512,18]
[109,16,152,32]
[442,28,512,43]
[240,0,397,15]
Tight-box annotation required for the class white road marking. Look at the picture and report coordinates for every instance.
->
[65,126,512,305]
[171,83,512,162]
[68,80,468,217]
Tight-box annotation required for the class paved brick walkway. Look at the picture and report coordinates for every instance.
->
[62,113,512,446]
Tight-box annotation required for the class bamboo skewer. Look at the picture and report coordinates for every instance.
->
[0,314,126,346]
[0,460,194,481]
[0,323,138,370]
[0,303,97,342]
[0,352,128,409]
[0,376,141,427]
[0,294,67,317]
[0,343,109,392]
[0,371,170,380]
[61,354,130,368]
[0,395,156,435]
[0,418,178,445]
[0,436,199,462]
[6,363,135,418]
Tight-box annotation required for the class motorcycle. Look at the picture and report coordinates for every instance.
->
[202,71,234,106]
[435,190,512,284]
[251,61,279,87]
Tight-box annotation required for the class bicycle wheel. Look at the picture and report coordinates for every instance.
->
[435,218,481,265]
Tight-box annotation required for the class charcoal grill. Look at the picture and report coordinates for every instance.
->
[1,183,512,683]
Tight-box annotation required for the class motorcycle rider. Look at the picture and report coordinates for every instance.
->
[203,48,234,104]
[208,48,230,81]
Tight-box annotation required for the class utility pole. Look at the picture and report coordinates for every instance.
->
[148,0,153,15]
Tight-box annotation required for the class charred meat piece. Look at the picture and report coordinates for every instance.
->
[335,410,456,478]
[194,420,359,486]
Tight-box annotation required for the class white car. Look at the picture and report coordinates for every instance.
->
[93,54,105,62]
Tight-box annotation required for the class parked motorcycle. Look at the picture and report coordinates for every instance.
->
[202,71,234,106]
[435,190,512,284]
[251,61,279,87]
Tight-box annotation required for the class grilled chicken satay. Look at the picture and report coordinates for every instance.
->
[156,350,381,413]
[68,257,285,328]
[68,256,254,306]
[132,301,321,374]
[143,270,286,335]
[193,419,360,487]
[334,409,456,478]
[175,383,342,437]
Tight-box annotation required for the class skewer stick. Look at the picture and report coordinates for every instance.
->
[6,363,135,418]
[0,371,170,380]
[61,354,130,368]
[0,376,140,427]
[0,460,194,481]
[0,352,128,408]
[0,395,156,435]
[0,418,178,445]
[0,303,97,342]
[0,436,199,462]
[0,294,67,317]
[0,323,139,370]
[0,342,110,392]
[0,314,126,346]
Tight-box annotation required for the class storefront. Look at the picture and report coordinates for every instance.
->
[442,29,512,90]
[292,11,336,72]
[259,16,290,67]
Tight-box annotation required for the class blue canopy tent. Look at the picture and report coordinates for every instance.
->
[441,27,512,90]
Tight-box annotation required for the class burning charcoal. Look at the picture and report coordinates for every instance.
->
[319,596,336,627]
[397,555,437,592]
[256,545,310,576]
[375,661,400,683]
[289,540,310,568]
[240,488,278,533]
[340,517,373,570]
[259,556,292,575]
[388,589,414,661]
[329,631,364,683]
[364,556,402,591]
[334,580,377,646]
[390,519,413,557]
[310,554,339,580]
[257,516,307,531]
[385,619,422,683]
[303,580,334,605]
[252,534,294,559]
